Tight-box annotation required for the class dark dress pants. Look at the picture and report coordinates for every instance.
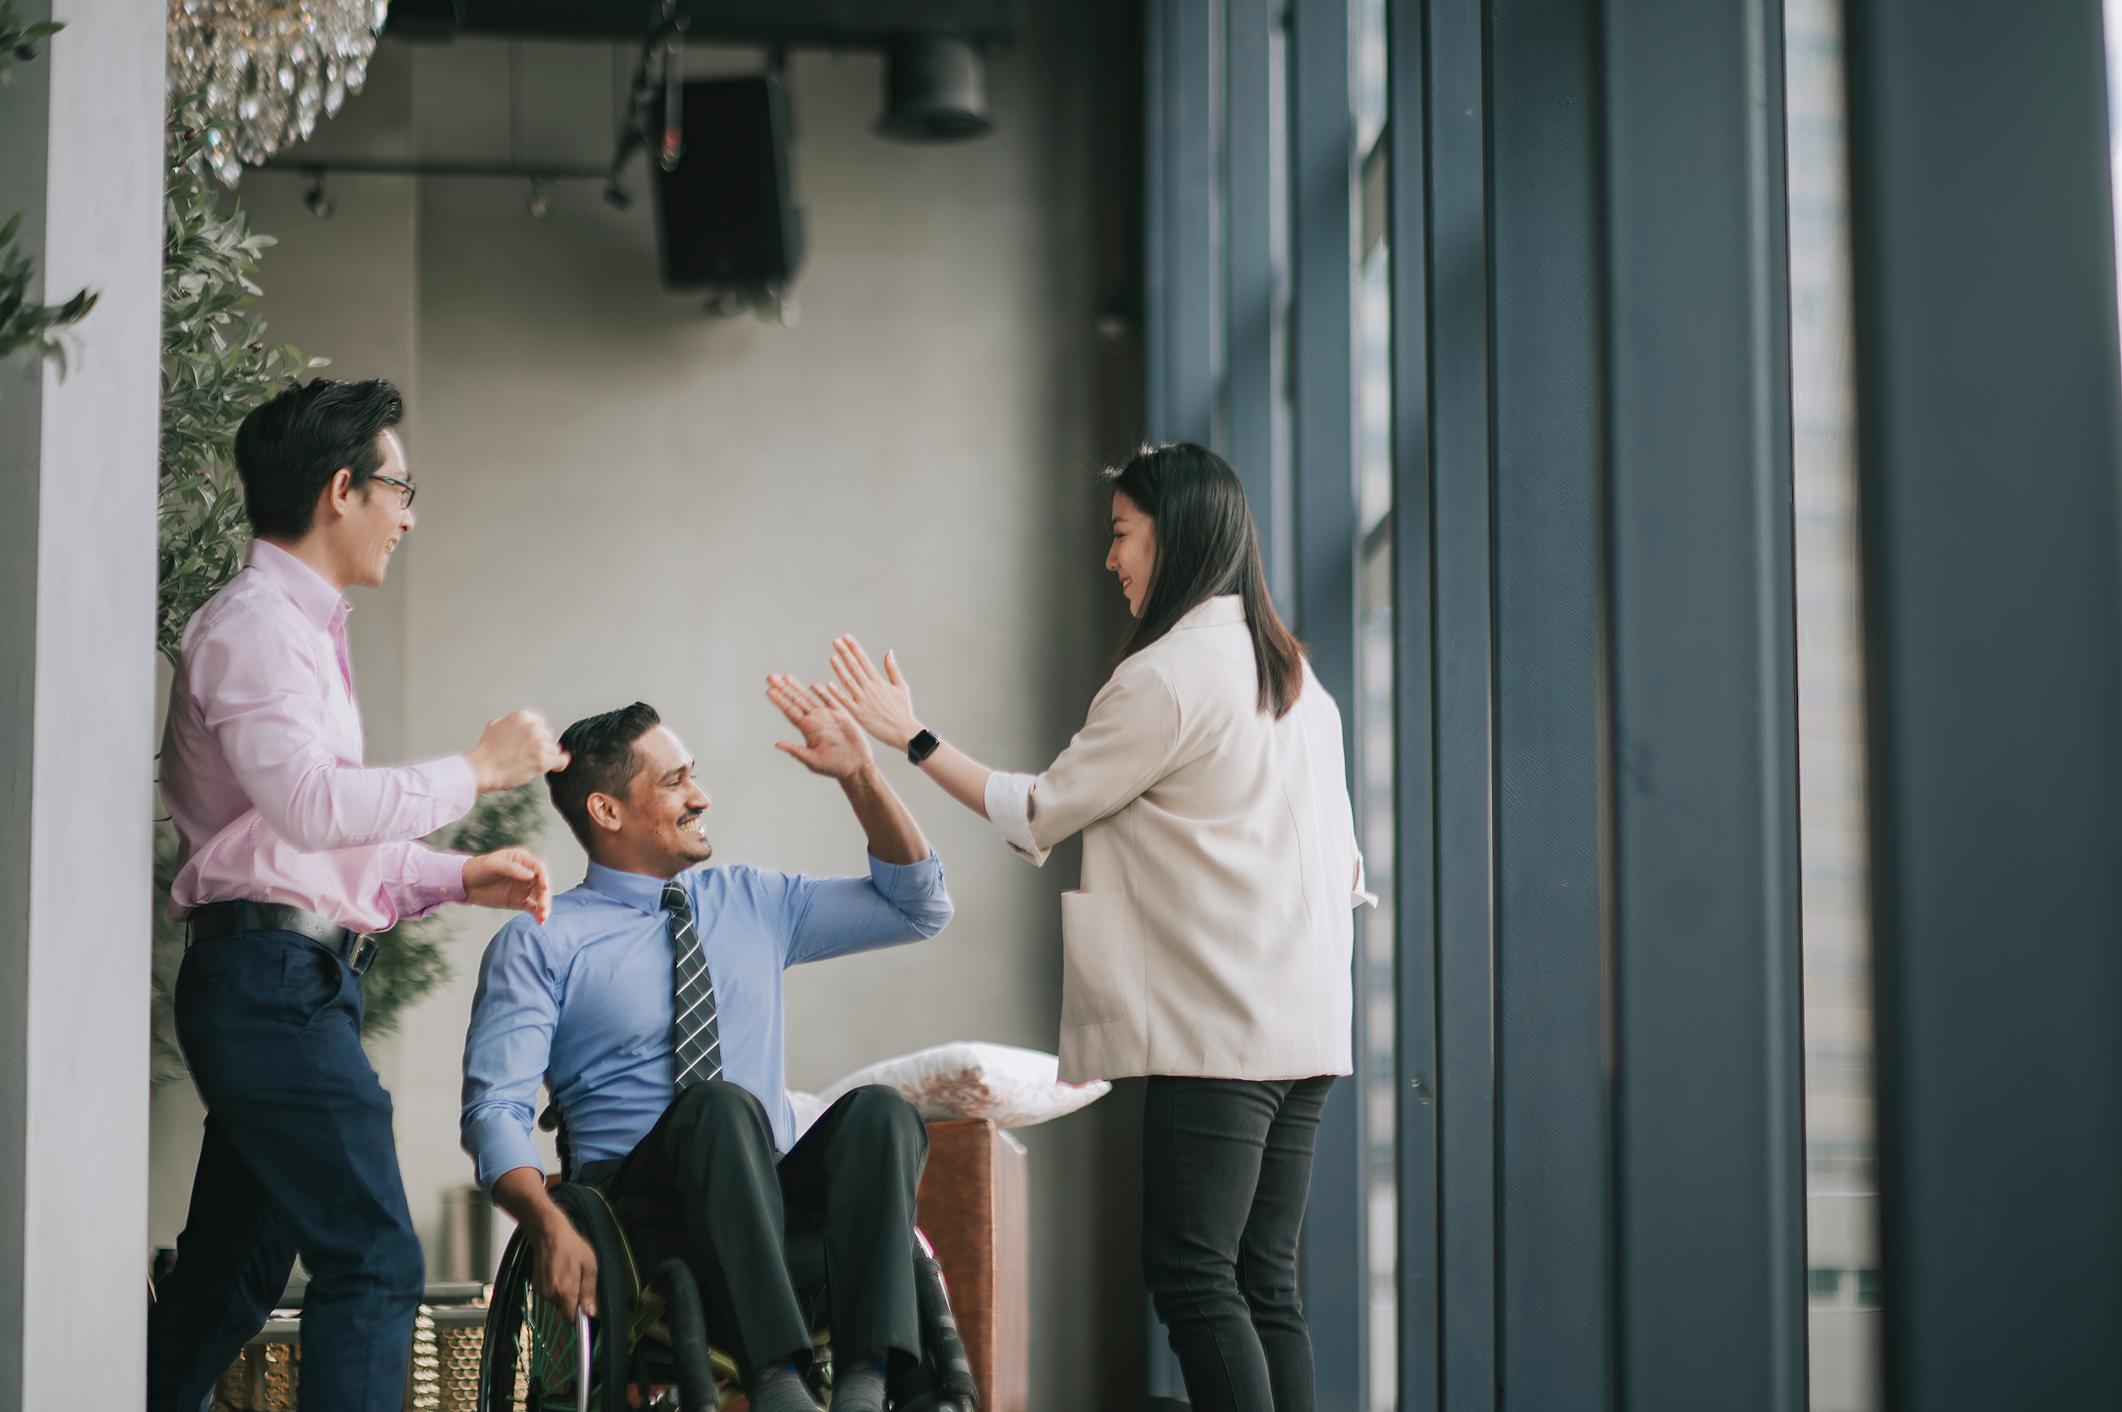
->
[147,931,425,1412]
[1142,1074,1337,1412]
[583,1081,930,1379]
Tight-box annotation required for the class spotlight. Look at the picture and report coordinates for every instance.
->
[602,180,632,211]
[526,178,552,221]
[876,35,993,143]
[303,172,334,220]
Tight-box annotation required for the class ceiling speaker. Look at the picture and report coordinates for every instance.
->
[652,75,805,290]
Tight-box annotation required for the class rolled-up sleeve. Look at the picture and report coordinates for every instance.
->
[776,852,955,965]
[984,771,1041,861]
[461,918,558,1191]
[986,663,1182,867]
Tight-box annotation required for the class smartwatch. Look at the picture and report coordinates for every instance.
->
[906,728,941,766]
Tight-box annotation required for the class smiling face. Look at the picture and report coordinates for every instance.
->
[1105,489,1158,618]
[320,428,416,589]
[587,724,714,877]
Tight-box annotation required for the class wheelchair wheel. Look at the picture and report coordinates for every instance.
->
[647,1256,719,1410]
[865,1230,977,1412]
[478,1183,634,1412]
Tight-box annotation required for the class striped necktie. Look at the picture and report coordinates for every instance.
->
[662,879,722,1090]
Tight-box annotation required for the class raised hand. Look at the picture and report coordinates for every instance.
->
[826,635,921,749]
[463,846,555,923]
[766,674,876,780]
[469,709,571,793]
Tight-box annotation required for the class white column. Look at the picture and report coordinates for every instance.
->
[0,0,164,1404]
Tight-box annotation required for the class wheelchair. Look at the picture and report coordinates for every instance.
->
[476,1109,979,1412]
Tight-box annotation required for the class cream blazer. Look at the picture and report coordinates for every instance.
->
[985,595,1373,1083]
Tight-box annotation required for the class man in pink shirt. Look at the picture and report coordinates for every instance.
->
[148,378,570,1412]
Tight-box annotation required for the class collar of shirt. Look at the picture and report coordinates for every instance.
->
[582,858,686,915]
[1175,593,1246,631]
[247,537,351,635]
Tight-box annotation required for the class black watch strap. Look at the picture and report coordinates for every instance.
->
[907,728,941,766]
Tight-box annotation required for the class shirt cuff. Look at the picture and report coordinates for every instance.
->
[865,848,945,901]
[399,844,470,920]
[984,771,1049,866]
[467,1110,547,1193]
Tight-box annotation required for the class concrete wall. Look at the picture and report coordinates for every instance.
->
[0,1,164,1404]
[145,11,1146,1402]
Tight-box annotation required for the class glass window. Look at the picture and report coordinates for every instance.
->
[1354,0,1394,1384]
[1357,522,1396,1412]
[1356,0,1387,156]
[1268,13,1296,614]
[1785,1,1881,1410]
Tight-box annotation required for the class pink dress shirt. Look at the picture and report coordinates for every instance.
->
[162,539,477,934]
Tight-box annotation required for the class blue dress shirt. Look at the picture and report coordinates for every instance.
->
[461,852,952,1190]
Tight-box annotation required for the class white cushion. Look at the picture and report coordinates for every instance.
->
[787,1087,832,1137]
[804,1042,1112,1131]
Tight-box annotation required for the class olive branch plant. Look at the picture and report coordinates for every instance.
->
[0,7,97,366]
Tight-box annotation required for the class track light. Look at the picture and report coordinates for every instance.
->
[526,178,552,220]
[876,35,992,143]
[303,172,334,220]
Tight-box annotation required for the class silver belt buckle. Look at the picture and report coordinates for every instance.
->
[346,932,378,973]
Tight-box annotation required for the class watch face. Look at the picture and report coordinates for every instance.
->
[908,729,940,764]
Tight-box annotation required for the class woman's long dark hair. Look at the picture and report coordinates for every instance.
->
[1107,442,1307,718]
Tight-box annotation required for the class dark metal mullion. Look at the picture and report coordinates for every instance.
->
[1598,2,1807,1408]
[1226,0,1275,560]
[1143,0,1169,438]
[1843,2,2122,1407]
[1485,0,1614,1404]
[1290,0,1365,1403]
[1146,0,1217,446]
[1385,1,1440,1409]
[1423,1,1498,1409]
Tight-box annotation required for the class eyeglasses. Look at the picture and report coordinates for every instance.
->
[371,473,417,510]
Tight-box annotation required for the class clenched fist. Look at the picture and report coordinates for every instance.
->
[469,709,570,793]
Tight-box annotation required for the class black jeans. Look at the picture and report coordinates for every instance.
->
[1142,1074,1336,1412]
[147,931,425,1412]
[581,1080,929,1379]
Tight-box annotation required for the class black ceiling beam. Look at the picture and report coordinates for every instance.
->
[387,0,1019,46]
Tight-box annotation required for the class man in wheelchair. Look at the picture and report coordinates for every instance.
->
[460,686,954,1412]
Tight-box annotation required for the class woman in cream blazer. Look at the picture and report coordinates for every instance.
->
[823,443,1370,1412]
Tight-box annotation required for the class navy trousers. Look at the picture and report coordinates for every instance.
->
[147,930,424,1412]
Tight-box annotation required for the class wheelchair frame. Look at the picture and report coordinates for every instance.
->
[475,1179,977,1411]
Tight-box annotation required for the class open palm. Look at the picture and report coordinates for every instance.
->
[827,635,921,747]
[766,675,874,779]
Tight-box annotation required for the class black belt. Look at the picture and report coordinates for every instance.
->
[185,900,379,975]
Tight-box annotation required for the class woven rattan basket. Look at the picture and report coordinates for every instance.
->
[209,1288,490,1412]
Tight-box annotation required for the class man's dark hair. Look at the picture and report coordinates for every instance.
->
[548,703,664,852]
[233,377,405,539]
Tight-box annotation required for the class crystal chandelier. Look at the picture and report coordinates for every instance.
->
[167,1,392,187]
